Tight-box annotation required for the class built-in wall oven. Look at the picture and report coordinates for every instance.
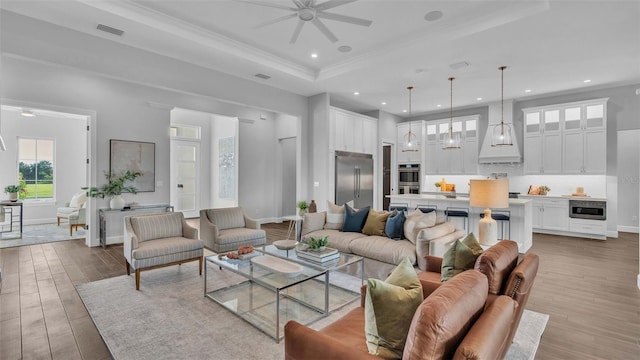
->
[398,164,420,194]
[569,200,606,221]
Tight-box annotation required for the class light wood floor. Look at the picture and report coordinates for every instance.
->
[1,223,638,359]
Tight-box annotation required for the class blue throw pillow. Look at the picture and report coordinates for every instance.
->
[385,210,405,240]
[342,205,370,232]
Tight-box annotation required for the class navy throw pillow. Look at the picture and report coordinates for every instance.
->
[385,210,405,240]
[341,205,370,233]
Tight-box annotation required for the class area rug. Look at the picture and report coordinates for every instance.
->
[77,263,548,360]
[0,222,85,248]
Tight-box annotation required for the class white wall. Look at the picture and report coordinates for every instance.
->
[1,11,309,246]
[0,108,86,224]
[309,93,331,211]
[618,129,640,232]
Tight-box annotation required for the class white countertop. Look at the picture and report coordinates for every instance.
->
[519,195,607,202]
[388,194,530,205]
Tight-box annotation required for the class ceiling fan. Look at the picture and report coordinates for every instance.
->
[240,0,373,44]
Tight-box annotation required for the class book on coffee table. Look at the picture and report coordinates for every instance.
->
[296,247,340,262]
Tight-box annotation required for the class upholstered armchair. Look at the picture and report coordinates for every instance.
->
[56,191,86,226]
[68,207,85,236]
[200,207,266,253]
[124,212,204,290]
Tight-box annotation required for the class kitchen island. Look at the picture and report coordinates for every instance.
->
[388,194,532,253]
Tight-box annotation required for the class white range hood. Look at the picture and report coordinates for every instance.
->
[478,100,522,163]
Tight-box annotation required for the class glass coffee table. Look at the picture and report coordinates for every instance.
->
[256,244,364,313]
[204,253,330,342]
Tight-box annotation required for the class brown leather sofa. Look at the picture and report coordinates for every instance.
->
[417,240,539,347]
[284,270,517,360]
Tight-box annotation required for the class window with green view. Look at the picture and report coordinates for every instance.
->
[18,138,55,200]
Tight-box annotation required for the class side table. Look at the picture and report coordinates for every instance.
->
[0,200,23,239]
[282,215,302,241]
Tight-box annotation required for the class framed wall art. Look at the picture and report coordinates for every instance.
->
[109,139,155,192]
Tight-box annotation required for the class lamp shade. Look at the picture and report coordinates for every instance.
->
[469,179,509,209]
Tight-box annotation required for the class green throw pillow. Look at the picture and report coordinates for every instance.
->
[362,210,391,236]
[365,258,424,359]
[441,233,483,282]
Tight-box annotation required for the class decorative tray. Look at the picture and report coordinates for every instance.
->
[251,255,304,277]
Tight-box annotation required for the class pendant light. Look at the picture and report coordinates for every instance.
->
[402,86,418,152]
[442,77,461,149]
[491,66,513,147]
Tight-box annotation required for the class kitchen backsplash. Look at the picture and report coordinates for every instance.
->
[423,174,607,198]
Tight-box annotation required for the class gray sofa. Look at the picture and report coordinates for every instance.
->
[298,211,465,279]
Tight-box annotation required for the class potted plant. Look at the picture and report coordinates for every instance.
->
[297,200,309,216]
[307,235,329,252]
[4,184,25,202]
[83,170,142,209]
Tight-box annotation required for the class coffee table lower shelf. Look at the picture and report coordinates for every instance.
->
[204,254,359,343]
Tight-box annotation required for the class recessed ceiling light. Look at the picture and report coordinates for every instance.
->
[424,10,443,21]
[402,110,408,113]
[524,89,532,93]
[476,97,483,101]
[353,91,360,96]
[310,53,318,58]
[21,109,35,117]
[436,104,442,107]
[381,102,387,105]
[338,45,352,53]
[584,79,591,83]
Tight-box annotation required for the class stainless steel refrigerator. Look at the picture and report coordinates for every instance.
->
[335,151,374,209]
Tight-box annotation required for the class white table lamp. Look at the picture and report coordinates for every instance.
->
[470,179,509,246]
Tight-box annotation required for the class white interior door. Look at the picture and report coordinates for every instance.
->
[171,140,200,218]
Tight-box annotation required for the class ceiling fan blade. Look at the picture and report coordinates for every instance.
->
[253,13,297,29]
[238,0,297,11]
[312,18,338,43]
[314,0,357,11]
[316,11,372,26]
[292,0,306,9]
[289,20,305,44]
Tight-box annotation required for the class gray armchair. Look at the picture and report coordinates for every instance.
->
[200,207,266,253]
[124,212,203,290]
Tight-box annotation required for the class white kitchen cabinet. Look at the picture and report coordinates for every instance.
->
[424,123,438,173]
[397,121,423,163]
[569,218,607,236]
[331,107,377,155]
[524,98,607,175]
[531,197,569,231]
[425,116,478,175]
[524,110,562,174]
[562,101,607,174]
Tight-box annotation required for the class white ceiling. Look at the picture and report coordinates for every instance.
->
[2,0,639,116]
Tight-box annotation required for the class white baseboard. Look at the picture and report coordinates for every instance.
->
[257,217,279,225]
[606,230,619,238]
[617,225,639,233]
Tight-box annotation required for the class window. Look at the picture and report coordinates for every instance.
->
[18,138,55,200]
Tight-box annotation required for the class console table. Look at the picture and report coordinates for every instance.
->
[99,204,173,248]
[0,200,23,239]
